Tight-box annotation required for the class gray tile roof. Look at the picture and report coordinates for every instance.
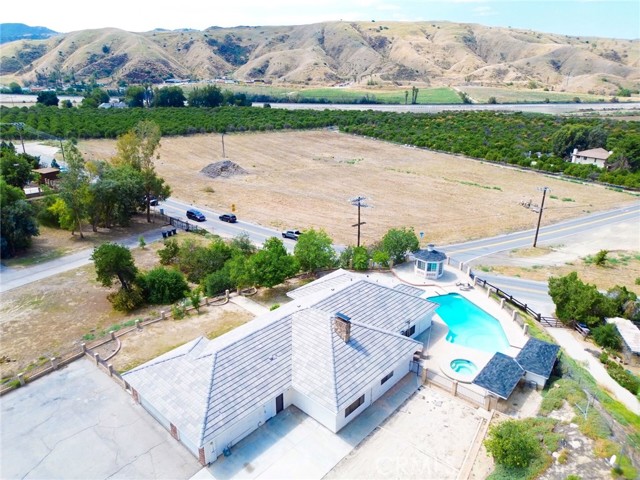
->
[287,270,356,299]
[123,278,435,449]
[515,338,560,378]
[292,309,422,413]
[393,284,425,297]
[413,249,447,262]
[312,280,437,333]
[473,353,524,399]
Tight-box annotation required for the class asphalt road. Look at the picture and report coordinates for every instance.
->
[441,201,640,317]
[1,200,638,299]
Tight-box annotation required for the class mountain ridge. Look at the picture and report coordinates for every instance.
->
[0,21,637,94]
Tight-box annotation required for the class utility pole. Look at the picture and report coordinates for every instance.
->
[350,196,370,247]
[221,133,226,158]
[533,186,550,248]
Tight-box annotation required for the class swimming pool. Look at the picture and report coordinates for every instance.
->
[427,293,510,354]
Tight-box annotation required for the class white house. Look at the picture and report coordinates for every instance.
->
[412,244,447,280]
[570,147,612,168]
[607,317,640,366]
[123,273,437,465]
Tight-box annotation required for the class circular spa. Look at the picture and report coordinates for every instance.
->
[449,359,478,376]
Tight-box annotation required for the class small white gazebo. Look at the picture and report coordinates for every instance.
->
[413,244,447,280]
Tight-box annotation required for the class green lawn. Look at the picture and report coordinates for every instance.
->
[458,86,638,104]
[190,83,462,104]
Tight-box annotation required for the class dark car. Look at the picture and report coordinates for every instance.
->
[186,209,206,222]
[282,230,302,240]
[146,195,159,206]
[219,213,237,223]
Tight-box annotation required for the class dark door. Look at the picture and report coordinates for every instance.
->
[275,394,284,414]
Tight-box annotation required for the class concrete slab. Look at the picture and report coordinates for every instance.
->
[326,386,489,480]
[192,374,420,480]
[0,358,201,480]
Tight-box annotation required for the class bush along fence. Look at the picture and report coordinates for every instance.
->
[0,291,230,396]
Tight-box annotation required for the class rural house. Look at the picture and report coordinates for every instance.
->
[570,147,612,168]
[123,273,437,465]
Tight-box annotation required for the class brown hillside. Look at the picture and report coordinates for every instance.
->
[1,21,638,94]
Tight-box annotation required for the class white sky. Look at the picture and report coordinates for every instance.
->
[3,0,639,39]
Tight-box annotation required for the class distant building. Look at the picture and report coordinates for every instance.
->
[571,147,612,168]
[98,101,127,109]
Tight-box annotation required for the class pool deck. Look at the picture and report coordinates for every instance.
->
[391,262,529,384]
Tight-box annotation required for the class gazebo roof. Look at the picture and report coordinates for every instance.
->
[413,248,447,262]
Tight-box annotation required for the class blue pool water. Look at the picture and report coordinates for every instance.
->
[450,359,478,376]
[427,293,510,354]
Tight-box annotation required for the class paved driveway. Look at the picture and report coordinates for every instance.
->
[1,359,201,479]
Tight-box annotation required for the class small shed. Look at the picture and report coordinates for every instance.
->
[515,338,560,388]
[413,244,447,280]
[32,167,60,186]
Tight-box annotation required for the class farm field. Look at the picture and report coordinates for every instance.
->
[79,130,637,247]
[458,86,639,104]
[186,83,463,104]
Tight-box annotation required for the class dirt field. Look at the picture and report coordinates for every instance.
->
[79,130,637,246]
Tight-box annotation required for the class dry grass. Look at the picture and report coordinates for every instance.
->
[484,251,640,294]
[79,130,636,247]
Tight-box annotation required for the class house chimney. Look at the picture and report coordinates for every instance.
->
[334,312,351,343]
[427,244,435,252]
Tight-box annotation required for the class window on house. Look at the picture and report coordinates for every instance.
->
[402,325,416,337]
[380,371,394,385]
[417,260,426,270]
[427,262,438,272]
[345,394,365,418]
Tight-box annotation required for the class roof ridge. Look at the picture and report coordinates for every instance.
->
[327,312,340,409]
[199,350,220,446]
[349,319,423,347]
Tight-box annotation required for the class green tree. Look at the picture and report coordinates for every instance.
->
[0,178,39,257]
[152,86,186,107]
[592,323,622,351]
[203,264,234,296]
[188,85,223,107]
[124,85,146,107]
[58,143,91,238]
[8,82,22,94]
[227,252,253,289]
[81,88,109,108]
[0,147,34,188]
[484,420,541,468]
[112,121,170,222]
[249,237,299,288]
[230,233,257,256]
[381,227,419,264]
[91,243,138,291]
[177,238,233,283]
[293,228,335,273]
[548,272,616,328]
[36,90,59,106]
[158,238,180,265]
[352,246,370,271]
[138,267,188,305]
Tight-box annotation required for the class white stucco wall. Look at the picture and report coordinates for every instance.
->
[523,371,547,388]
[371,356,413,403]
[290,389,339,432]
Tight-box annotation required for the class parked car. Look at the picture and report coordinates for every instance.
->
[146,195,159,206]
[186,209,206,222]
[282,230,302,240]
[219,213,237,223]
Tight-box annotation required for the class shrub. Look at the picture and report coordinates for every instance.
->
[158,239,179,265]
[107,285,145,312]
[138,267,188,305]
[352,246,370,271]
[604,361,640,395]
[594,249,609,266]
[593,323,622,351]
[371,250,390,268]
[484,420,541,468]
[270,303,280,311]
[203,266,234,297]
[171,302,186,320]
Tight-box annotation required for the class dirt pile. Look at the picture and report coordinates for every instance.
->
[200,160,248,178]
